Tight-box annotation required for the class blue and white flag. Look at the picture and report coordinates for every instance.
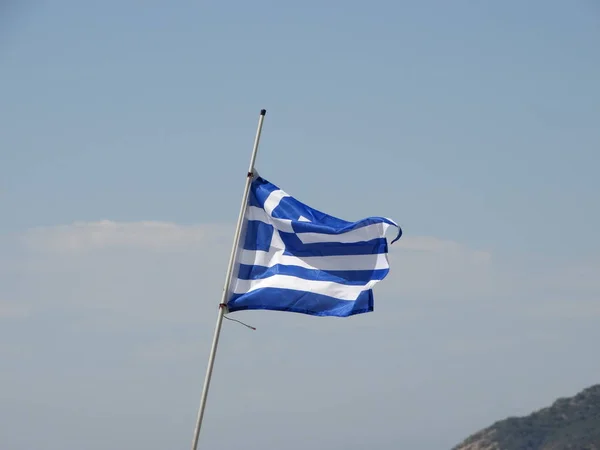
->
[226,175,402,317]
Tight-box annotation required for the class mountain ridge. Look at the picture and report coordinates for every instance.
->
[452,384,600,450]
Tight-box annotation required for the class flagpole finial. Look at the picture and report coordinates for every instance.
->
[260,109,267,116]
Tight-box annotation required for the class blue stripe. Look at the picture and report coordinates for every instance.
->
[280,232,388,257]
[227,288,374,317]
[243,220,273,251]
[237,264,390,285]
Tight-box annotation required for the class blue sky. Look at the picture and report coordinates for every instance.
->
[1,1,599,449]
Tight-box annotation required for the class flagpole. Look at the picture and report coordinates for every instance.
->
[190,108,267,450]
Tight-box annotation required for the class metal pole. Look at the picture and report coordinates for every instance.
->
[190,109,267,450]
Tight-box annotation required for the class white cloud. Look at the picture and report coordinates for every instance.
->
[384,235,495,301]
[22,220,232,252]
[543,264,600,294]
[1,221,233,324]
[4,219,598,327]
[20,221,489,258]
[2,220,496,325]
[8,220,600,325]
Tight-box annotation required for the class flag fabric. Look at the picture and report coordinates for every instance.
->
[225,175,402,317]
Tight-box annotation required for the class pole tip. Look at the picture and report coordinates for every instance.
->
[260,109,267,116]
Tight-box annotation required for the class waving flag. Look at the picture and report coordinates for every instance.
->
[226,175,402,317]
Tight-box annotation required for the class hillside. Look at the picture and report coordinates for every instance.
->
[452,384,600,450]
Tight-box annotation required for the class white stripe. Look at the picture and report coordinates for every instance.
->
[238,246,390,271]
[232,274,379,301]
[263,189,288,215]
[297,222,387,244]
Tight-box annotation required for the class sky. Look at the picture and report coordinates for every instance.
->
[1,1,599,449]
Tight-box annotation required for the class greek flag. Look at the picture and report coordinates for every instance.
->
[226,175,402,317]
